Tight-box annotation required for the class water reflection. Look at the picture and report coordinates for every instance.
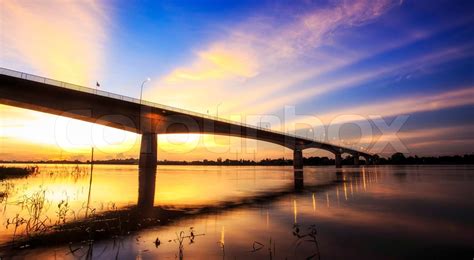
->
[0,165,328,247]
[294,170,304,190]
[0,165,473,259]
[137,167,157,211]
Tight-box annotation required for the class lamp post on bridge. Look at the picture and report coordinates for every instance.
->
[139,77,151,105]
[139,77,151,131]
[137,77,157,170]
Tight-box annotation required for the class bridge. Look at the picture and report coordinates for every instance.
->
[0,67,375,170]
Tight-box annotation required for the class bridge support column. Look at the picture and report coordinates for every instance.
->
[137,167,156,210]
[139,132,157,169]
[354,155,360,166]
[335,152,342,168]
[293,149,303,171]
[363,156,370,165]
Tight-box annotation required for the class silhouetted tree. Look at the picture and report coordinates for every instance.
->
[391,152,407,164]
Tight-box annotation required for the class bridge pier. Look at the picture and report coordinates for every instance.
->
[354,154,360,166]
[364,156,372,165]
[137,167,156,210]
[294,170,304,190]
[137,133,157,213]
[335,152,342,168]
[364,156,370,165]
[293,149,303,171]
[139,132,157,169]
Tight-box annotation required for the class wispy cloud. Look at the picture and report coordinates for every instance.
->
[358,124,474,155]
[146,0,402,112]
[260,0,401,60]
[314,86,474,125]
[164,43,260,83]
[248,44,473,115]
[0,0,108,85]
[0,1,114,160]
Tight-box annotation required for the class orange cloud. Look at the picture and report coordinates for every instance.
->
[165,44,259,83]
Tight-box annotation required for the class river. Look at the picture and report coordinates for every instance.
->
[0,164,473,259]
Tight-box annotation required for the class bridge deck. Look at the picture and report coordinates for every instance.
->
[0,67,373,158]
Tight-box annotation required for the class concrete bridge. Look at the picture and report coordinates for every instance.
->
[0,67,375,169]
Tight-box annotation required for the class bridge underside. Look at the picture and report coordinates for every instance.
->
[135,131,375,169]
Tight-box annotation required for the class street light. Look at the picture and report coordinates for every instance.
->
[139,77,151,131]
[140,77,151,104]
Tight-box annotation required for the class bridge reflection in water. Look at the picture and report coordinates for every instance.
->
[137,167,157,210]
[0,164,382,252]
[294,170,304,190]
[138,167,310,209]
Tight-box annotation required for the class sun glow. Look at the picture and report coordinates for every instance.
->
[0,106,138,154]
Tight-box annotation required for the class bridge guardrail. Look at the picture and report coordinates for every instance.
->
[0,67,368,154]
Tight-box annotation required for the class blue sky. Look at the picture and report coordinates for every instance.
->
[0,0,473,160]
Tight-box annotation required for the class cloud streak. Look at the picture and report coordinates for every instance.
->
[0,0,108,85]
[146,0,402,112]
[316,86,474,125]
[0,1,115,160]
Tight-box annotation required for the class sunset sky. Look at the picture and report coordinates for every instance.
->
[1,0,473,161]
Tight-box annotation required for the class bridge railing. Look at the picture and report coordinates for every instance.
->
[0,67,368,154]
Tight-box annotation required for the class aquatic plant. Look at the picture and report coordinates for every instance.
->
[55,198,73,226]
[169,227,204,260]
[0,180,15,203]
[250,241,264,252]
[249,238,276,259]
[48,164,88,183]
[5,214,26,244]
[67,239,95,259]
[21,189,51,236]
[5,187,53,242]
[293,224,321,260]
[217,239,225,259]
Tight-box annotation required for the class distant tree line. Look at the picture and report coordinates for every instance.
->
[377,153,474,165]
[1,153,473,165]
[156,153,474,165]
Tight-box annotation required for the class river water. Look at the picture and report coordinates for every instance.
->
[0,164,473,259]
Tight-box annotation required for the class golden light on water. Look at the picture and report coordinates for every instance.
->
[344,181,348,201]
[266,210,270,230]
[293,199,298,224]
[363,168,367,191]
[326,192,330,208]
